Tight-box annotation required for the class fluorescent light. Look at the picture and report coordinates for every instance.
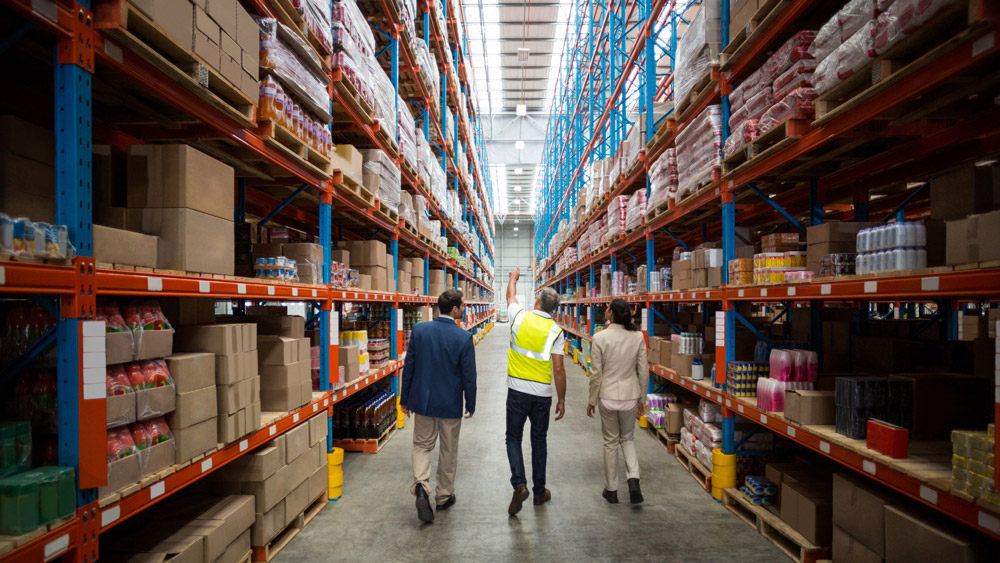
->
[514,167,523,174]
[516,104,527,116]
[514,186,522,191]
[513,233,518,237]
[515,140,525,149]
[513,227,519,231]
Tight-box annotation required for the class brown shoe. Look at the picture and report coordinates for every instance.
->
[533,489,552,506]
[508,486,530,516]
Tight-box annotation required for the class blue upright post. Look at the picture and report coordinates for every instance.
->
[719,0,736,457]
[809,177,824,360]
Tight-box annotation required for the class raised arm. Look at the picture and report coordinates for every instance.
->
[507,267,520,307]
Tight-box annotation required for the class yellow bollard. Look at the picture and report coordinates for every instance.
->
[711,448,737,500]
[573,349,578,364]
[328,447,345,500]
[639,416,648,429]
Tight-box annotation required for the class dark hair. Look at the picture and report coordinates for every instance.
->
[438,290,464,314]
[609,299,638,331]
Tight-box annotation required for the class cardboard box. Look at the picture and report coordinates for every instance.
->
[169,386,218,429]
[284,424,310,464]
[139,437,176,477]
[783,390,835,425]
[958,314,988,341]
[888,372,993,440]
[729,0,758,38]
[135,329,174,361]
[101,454,140,497]
[242,466,288,512]
[194,28,221,70]
[127,145,234,221]
[330,249,350,267]
[137,207,234,275]
[206,0,237,34]
[216,529,250,563]
[284,480,310,523]
[174,417,218,463]
[176,324,240,356]
[665,402,693,434]
[358,274,372,290]
[107,391,136,427]
[833,525,883,563]
[215,352,247,385]
[0,115,53,165]
[225,444,282,482]
[0,152,55,222]
[833,472,902,557]
[884,505,989,563]
[219,408,247,443]
[136,384,176,421]
[194,5,220,43]
[165,353,215,393]
[946,209,1000,265]
[331,145,363,186]
[106,331,134,365]
[308,413,328,445]
[782,483,833,546]
[131,0,195,49]
[252,499,285,546]
[162,298,216,328]
[930,163,1000,221]
[308,465,327,503]
[258,336,299,365]
[259,381,302,412]
[218,377,254,415]
[235,3,258,52]
[93,225,158,268]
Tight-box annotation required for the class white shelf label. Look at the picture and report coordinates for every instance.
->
[268,425,276,436]
[821,284,831,295]
[726,399,732,408]
[44,534,70,559]
[978,511,1000,535]
[293,413,300,423]
[0,266,5,285]
[820,441,830,454]
[201,459,212,473]
[101,506,120,527]
[972,31,995,57]
[312,289,318,297]
[313,403,319,413]
[921,277,939,291]
[267,286,275,296]
[761,289,767,297]
[239,440,249,452]
[863,460,877,475]
[787,427,796,438]
[199,281,211,293]
[864,281,878,294]
[641,308,648,327]
[324,399,329,407]
[738,289,744,297]
[292,288,299,297]
[760,414,767,425]
[237,284,247,294]
[737,404,744,413]
[397,309,404,331]
[149,481,165,500]
[147,277,163,292]
[330,311,339,345]
[787,287,796,296]
[919,486,938,505]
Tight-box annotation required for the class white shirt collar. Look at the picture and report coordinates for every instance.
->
[438,315,457,323]
[532,309,552,319]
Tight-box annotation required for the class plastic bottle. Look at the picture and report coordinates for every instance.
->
[914,221,926,248]
[691,358,704,381]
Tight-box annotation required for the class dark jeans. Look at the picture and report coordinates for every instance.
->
[505,388,552,498]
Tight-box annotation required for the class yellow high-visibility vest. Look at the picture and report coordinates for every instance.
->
[508,310,563,384]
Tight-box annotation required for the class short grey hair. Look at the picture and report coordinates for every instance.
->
[538,287,560,314]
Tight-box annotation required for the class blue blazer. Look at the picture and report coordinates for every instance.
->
[401,316,477,419]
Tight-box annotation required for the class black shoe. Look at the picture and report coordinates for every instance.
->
[533,489,551,506]
[628,478,644,504]
[602,489,619,504]
[415,487,434,523]
[436,494,456,511]
[508,486,530,516]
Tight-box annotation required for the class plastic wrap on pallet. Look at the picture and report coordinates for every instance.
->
[699,398,722,423]
[399,190,416,227]
[625,191,647,231]
[331,0,375,57]
[758,87,817,134]
[259,18,332,121]
[761,31,817,83]
[695,438,714,471]
[647,147,678,208]
[298,0,333,53]
[813,25,872,95]
[772,59,817,101]
[399,96,418,171]
[675,105,721,200]
[258,75,333,157]
[623,120,646,172]
[729,66,763,109]
[606,195,629,238]
[724,119,759,156]
[367,57,398,142]
[673,1,722,105]
[895,0,962,35]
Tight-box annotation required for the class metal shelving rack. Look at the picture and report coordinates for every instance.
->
[532,0,1000,543]
[0,0,495,560]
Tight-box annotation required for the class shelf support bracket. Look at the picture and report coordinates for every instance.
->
[733,309,774,350]
[661,227,689,250]
[748,182,805,233]
[881,182,929,223]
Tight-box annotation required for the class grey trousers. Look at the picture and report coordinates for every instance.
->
[599,404,640,491]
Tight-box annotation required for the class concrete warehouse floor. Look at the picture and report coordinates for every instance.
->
[276,327,785,562]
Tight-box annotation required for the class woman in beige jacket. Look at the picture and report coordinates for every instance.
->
[587,298,650,504]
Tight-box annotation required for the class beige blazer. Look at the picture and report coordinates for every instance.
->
[589,324,649,407]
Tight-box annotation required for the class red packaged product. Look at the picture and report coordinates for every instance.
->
[724,119,760,156]
[145,417,172,444]
[129,421,151,451]
[141,359,172,388]
[124,363,145,389]
[762,31,817,81]
[107,428,136,463]
[744,88,774,122]
[106,365,132,396]
[772,60,817,101]
[758,87,818,134]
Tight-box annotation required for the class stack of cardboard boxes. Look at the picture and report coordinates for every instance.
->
[429,269,447,296]
[258,334,312,413]
[409,257,426,294]
[130,0,260,102]
[805,222,876,275]
[0,116,55,223]
[281,243,325,285]
[768,463,834,548]
[103,494,256,563]
[936,163,1000,266]
[692,248,723,289]
[337,240,392,291]
[672,257,692,290]
[93,144,236,275]
[175,323,261,445]
[212,415,328,550]
[337,345,360,388]
[166,352,219,466]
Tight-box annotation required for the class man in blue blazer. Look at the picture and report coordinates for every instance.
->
[401,289,477,523]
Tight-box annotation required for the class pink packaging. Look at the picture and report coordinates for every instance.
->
[769,349,792,382]
[724,119,759,156]
[772,60,817,101]
[762,31,817,81]
[758,87,818,134]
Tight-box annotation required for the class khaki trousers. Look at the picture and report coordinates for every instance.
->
[410,414,463,505]
[599,404,640,491]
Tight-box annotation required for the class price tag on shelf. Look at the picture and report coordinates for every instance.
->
[864,281,878,294]
[147,277,163,292]
[313,403,318,413]
[787,426,796,437]
[293,413,300,423]
[44,534,69,560]
[738,289,744,297]
[821,284,831,295]
[921,277,939,291]
[787,287,796,296]
[267,286,275,296]
[312,289,317,297]
[101,506,120,527]
[0,266,5,286]
[237,284,247,294]
[920,486,938,505]
[863,460,877,475]
[330,311,339,345]
[760,288,767,297]
[239,440,248,452]
[199,281,211,293]
[201,459,212,473]
[760,414,767,424]
[149,481,165,500]
[292,288,299,297]
[324,399,329,407]
[980,511,1000,535]
[820,441,830,454]
[737,404,744,413]
[268,425,276,436]
[397,309,403,331]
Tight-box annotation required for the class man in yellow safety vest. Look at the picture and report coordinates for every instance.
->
[504,267,566,516]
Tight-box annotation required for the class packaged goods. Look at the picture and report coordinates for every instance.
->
[675,105,722,200]
[761,31,816,82]
[724,119,759,156]
[258,76,332,158]
[258,19,332,122]
[835,376,913,439]
[673,2,722,105]
[758,88,818,134]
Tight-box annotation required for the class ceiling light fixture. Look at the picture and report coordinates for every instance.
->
[515,140,525,149]
[513,227,519,231]
[517,47,530,64]
[516,104,527,116]
[514,186,522,191]
[514,167,523,174]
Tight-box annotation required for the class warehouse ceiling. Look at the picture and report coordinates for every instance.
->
[463,0,571,116]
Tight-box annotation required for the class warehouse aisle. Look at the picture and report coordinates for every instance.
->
[276,327,784,562]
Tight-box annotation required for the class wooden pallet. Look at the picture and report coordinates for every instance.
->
[645,117,678,153]
[402,220,418,238]
[332,425,397,454]
[812,0,978,125]
[373,202,400,224]
[723,488,831,563]
[648,426,678,454]
[338,179,376,208]
[723,118,810,177]
[374,122,401,159]
[675,67,718,121]
[256,120,333,180]
[720,0,790,70]
[645,200,672,221]
[96,0,255,128]
[251,494,328,562]
[331,68,375,124]
[267,0,331,66]
[675,168,721,204]
[674,444,712,493]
